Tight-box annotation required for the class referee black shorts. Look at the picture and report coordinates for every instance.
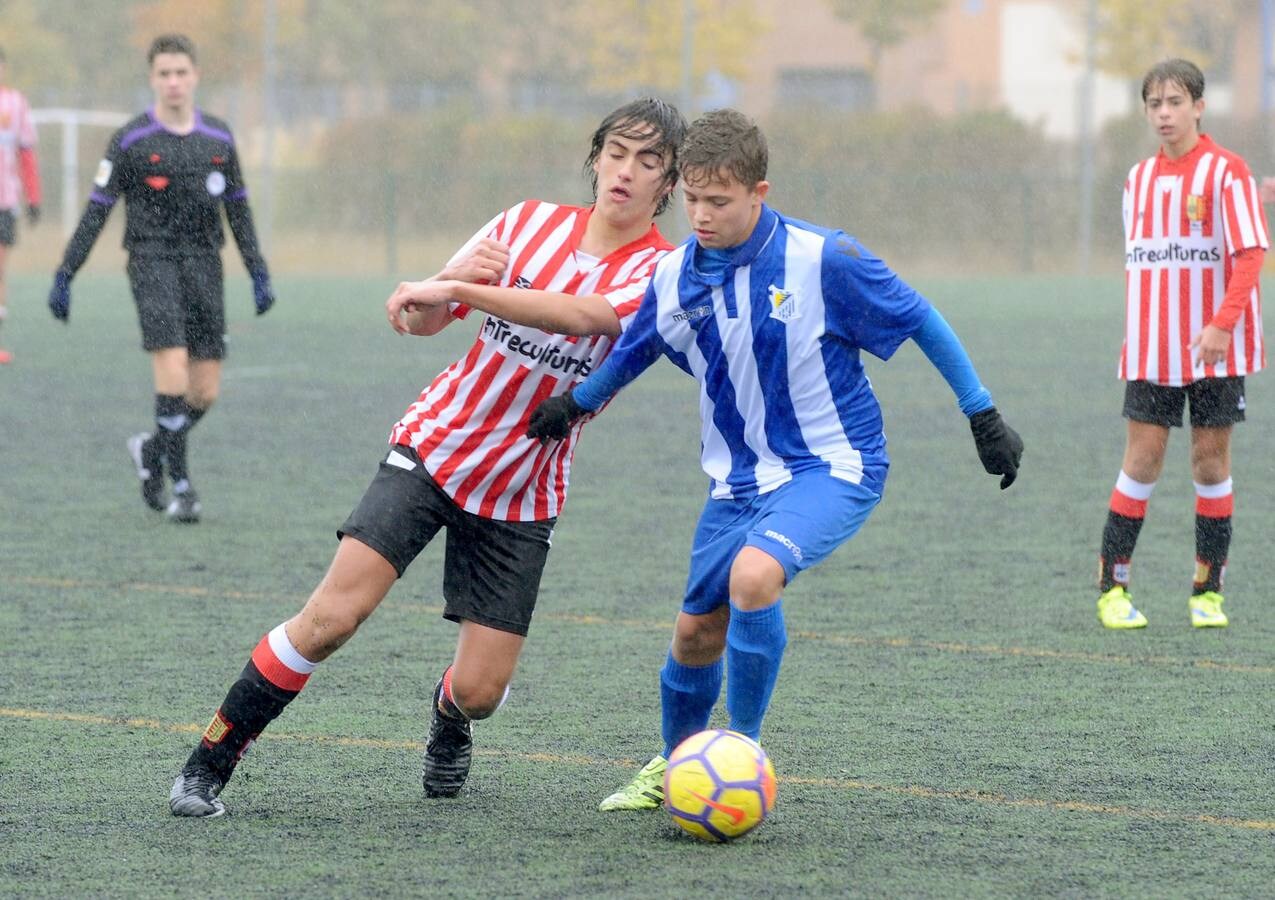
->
[1122,377,1246,428]
[0,209,15,247]
[338,444,556,637]
[127,253,226,360]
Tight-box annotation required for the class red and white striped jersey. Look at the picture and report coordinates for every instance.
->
[0,87,37,210]
[390,200,671,521]
[1121,134,1268,385]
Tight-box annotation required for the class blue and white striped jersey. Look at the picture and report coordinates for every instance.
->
[575,204,931,499]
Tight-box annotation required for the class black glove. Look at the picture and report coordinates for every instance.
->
[527,391,587,443]
[969,406,1023,490]
[48,268,72,322]
[26,204,39,226]
[252,270,275,315]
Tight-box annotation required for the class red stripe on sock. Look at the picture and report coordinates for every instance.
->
[441,664,456,705]
[1110,488,1148,519]
[250,634,311,692]
[1195,494,1234,518]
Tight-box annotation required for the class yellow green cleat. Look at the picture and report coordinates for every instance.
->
[1190,591,1228,628]
[1097,585,1147,629]
[598,755,667,811]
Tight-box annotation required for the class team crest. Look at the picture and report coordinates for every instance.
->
[768,284,799,322]
[202,710,232,744]
[1186,194,1206,228]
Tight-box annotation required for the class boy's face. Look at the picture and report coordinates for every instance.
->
[1144,78,1202,148]
[592,128,673,227]
[682,169,769,249]
[150,52,198,111]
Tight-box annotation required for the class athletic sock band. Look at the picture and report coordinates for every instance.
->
[249,623,317,692]
[1194,478,1234,517]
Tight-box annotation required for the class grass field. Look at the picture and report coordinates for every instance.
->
[3,271,1275,898]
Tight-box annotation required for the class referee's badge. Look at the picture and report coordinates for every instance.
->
[768,284,800,323]
[93,159,113,188]
[206,171,226,196]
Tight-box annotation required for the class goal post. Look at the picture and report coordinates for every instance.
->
[30,108,130,239]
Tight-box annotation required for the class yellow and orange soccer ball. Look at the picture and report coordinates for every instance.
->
[663,729,777,842]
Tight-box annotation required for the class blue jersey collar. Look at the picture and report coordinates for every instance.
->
[689,204,780,285]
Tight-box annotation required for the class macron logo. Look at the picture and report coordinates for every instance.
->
[763,529,803,561]
[673,305,712,324]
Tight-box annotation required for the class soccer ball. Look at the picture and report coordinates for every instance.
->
[663,729,776,842]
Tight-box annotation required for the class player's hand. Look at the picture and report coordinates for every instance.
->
[440,238,510,285]
[969,407,1023,490]
[48,269,72,322]
[252,270,275,315]
[527,391,587,443]
[1189,324,1230,368]
[25,204,39,226]
[386,279,456,334]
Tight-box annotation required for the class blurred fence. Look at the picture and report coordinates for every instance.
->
[29,104,1273,278]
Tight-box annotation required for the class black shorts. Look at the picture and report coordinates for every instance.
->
[1122,377,1246,428]
[127,254,226,359]
[338,445,556,637]
[0,209,15,246]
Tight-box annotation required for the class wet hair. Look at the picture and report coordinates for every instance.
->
[1141,58,1204,103]
[148,34,197,67]
[585,97,688,217]
[679,108,767,189]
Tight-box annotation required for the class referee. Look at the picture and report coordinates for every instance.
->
[48,33,274,523]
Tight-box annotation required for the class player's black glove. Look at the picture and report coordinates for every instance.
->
[26,204,39,226]
[252,270,275,316]
[48,268,72,322]
[969,406,1023,490]
[527,391,587,443]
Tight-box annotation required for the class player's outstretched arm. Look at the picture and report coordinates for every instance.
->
[392,280,622,339]
[911,307,1023,489]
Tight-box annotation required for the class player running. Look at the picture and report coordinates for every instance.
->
[48,34,274,523]
[1095,59,1267,630]
[168,98,687,817]
[0,46,42,365]
[525,108,1023,811]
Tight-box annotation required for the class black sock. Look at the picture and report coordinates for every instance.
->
[1194,514,1231,594]
[185,659,301,781]
[1099,511,1144,592]
[153,393,190,486]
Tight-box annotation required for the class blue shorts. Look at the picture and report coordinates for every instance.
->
[681,469,883,615]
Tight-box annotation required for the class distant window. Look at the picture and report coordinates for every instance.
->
[776,68,874,111]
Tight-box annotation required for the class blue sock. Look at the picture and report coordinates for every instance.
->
[725,600,787,741]
[660,651,723,758]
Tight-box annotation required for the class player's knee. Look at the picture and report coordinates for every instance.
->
[673,613,727,661]
[449,677,506,720]
[729,554,785,609]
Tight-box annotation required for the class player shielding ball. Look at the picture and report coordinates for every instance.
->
[526,108,1023,811]
[1095,59,1267,630]
[48,34,275,523]
[168,98,687,817]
